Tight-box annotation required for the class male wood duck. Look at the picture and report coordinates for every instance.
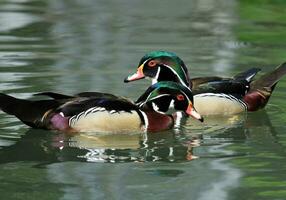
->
[0,82,203,133]
[124,51,286,115]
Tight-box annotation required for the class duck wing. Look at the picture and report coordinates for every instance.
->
[191,68,261,95]
[57,97,138,118]
[0,92,137,130]
[34,92,73,100]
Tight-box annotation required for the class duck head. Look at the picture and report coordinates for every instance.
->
[136,81,203,122]
[124,51,191,87]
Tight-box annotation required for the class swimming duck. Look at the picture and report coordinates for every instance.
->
[124,51,286,115]
[0,81,203,133]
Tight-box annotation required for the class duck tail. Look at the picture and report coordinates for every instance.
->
[233,67,261,82]
[244,62,286,111]
[0,93,59,128]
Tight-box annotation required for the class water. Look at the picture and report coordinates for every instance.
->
[0,0,286,199]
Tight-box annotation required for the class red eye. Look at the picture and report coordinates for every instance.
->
[177,94,185,101]
[148,60,157,67]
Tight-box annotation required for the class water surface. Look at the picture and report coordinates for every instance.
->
[0,0,286,199]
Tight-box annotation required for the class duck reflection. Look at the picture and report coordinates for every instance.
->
[0,129,194,164]
[0,110,277,164]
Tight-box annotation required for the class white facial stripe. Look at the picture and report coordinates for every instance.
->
[137,93,170,108]
[152,67,161,85]
[163,64,189,88]
[143,59,150,65]
[181,65,189,84]
[178,89,191,103]
[148,94,170,102]
[137,91,154,107]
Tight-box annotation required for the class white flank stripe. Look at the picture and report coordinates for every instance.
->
[69,115,76,126]
[109,110,117,114]
[75,111,85,121]
[84,107,96,117]
[91,107,101,113]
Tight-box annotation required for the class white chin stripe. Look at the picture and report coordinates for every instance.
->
[151,102,166,115]
[169,99,175,109]
[152,79,158,85]
[152,102,160,111]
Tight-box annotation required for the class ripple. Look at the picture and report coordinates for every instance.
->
[0,12,41,32]
[0,35,41,42]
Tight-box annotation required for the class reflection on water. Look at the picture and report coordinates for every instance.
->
[0,12,41,32]
[197,146,242,200]
[0,0,286,199]
[0,117,247,199]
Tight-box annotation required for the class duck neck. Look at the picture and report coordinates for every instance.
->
[157,67,181,84]
[157,66,190,88]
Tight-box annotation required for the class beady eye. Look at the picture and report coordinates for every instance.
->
[177,94,185,101]
[148,60,157,67]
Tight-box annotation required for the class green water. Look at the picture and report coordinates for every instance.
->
[0,0,286,199]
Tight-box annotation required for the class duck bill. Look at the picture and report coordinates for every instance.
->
[186,103,204,122]
[124,64,145,82]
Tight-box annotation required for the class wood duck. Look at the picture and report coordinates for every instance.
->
[124,51,286,115]
[0,81,203,133]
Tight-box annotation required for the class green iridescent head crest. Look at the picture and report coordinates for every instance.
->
[139,51,190,87]
[139,51,180,64]
[136,81,193,105]
[135,81,203,122]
